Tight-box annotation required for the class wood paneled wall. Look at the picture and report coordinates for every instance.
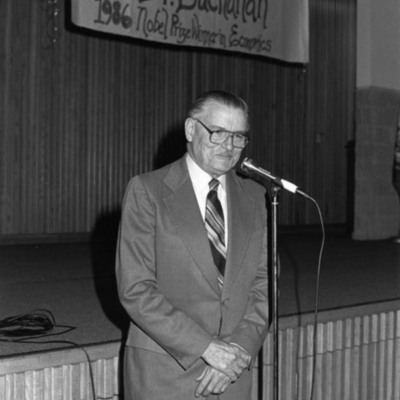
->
[0,0,356,241]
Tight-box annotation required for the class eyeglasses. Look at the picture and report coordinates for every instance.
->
[193,118,249,149]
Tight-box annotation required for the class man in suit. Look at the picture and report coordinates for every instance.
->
[116,90,269,399]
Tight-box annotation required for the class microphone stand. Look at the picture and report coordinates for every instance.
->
[270,183,281,400]
[241,158,306,400]
[240,158,313,400]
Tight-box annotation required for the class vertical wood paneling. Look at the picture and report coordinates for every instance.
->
[260,309,400,400]
[0,0,356,240]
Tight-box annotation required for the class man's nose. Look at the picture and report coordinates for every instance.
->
[221,135,234,150]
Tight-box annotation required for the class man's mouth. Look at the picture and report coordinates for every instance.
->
[215,153,233,158]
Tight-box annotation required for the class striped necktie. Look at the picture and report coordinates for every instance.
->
[205,179,226,287]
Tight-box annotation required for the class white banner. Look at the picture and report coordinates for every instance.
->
[71,0,308,63]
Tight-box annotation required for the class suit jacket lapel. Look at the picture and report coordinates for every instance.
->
[163,157,221,295]
[224,172,256,293]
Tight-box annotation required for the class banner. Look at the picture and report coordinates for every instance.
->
[71,0,308,63]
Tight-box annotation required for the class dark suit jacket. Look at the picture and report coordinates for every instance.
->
[116,155,269,399]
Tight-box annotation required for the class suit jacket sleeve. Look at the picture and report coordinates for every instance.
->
[116,176,213,370]
[221,175,270,361]
[228,225,269,360]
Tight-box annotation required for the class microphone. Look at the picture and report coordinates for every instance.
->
[241,157,311,199]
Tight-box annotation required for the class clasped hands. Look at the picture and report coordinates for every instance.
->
[195,339,251,398]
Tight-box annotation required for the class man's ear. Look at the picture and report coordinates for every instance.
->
[184,118,194,142]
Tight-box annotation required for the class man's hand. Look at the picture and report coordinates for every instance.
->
[201,339,251,381]
[195,366,231,398]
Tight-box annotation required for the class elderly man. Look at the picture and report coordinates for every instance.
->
[116,90,269,399]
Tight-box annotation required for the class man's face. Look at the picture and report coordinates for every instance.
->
[185,101,247,177]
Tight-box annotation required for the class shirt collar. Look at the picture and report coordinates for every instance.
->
[185,153,226,191]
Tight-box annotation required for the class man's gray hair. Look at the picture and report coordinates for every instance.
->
[187,90,249,130]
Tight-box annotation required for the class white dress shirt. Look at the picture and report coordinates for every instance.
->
[186,153,228,246]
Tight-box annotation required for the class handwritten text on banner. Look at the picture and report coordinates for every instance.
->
[71,0,309,63]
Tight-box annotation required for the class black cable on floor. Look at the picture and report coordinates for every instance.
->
[0,309,57,337]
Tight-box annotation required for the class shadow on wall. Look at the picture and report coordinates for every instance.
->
[88,123,186,338]
[86,123,186,399]
[153,123,187,169]
[90,208,129,336]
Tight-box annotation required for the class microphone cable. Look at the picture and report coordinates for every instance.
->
[301,196,325,400]
[0,309,57,337]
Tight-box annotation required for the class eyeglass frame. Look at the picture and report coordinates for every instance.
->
[192,118,249,149]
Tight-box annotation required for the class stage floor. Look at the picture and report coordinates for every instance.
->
[1,227,399,358]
